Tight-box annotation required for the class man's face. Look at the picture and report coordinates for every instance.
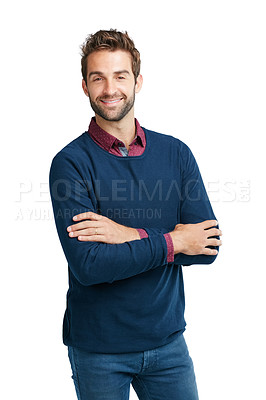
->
[82,50,142,122]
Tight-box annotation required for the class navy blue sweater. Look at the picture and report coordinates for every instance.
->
[49,126,218,353]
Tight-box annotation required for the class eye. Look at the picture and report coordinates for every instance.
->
[94,77,103,82]
[117,76,125,80]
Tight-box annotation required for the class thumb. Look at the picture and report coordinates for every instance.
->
[174,223,184,230]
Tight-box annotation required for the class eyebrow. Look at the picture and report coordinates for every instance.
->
[88,70,130,79]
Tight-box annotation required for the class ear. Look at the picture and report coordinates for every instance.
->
[135,74,143,94]
[82,79,89,97]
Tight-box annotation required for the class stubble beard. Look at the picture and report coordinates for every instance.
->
[88,90,135,122]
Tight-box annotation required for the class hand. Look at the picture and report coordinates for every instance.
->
[169,220,222,256]
[67,211,141,244]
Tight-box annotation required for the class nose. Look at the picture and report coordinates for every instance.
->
[102,78,117,97]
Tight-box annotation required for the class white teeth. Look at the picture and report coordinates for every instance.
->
[101,99,121,103]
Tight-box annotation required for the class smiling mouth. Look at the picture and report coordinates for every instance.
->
[100,98,123,105]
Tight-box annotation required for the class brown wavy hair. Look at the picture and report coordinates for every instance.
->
[80,29,141,84]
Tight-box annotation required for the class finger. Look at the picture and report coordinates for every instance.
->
[174,223,184,229]
[201,248,218,256]
[78,234,105,242]
[73,211,103,222]
[201,220,218,230]
[206,228,222,237]
[67,220,101,232]
[69,228,102,238]
[206,239,222,247]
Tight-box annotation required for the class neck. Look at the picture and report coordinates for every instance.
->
[95,109,136,150]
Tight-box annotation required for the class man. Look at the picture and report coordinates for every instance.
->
[49,29,222,400]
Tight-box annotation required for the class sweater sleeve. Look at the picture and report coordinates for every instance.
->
[136,229,174,263]
[49,152,168,286]
[175,143,219,265]
[141,144,220,266]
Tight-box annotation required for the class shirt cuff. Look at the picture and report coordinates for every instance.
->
[136,228,149,239]
[163,233,174,263]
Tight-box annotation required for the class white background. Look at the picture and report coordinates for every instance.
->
[1,0,265,399]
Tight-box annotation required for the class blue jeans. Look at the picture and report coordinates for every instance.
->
[68,333,199,400]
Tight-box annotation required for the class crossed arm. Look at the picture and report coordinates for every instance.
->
[49,148,221,286]
[67,211,222,257]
